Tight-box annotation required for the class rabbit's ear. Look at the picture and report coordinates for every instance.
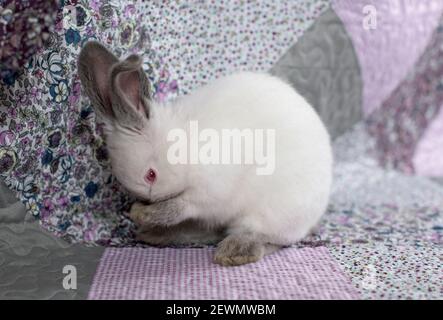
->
[77,41,119,121]
[109,54,152,129]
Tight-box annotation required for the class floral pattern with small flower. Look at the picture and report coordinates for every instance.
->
[0,0,60,85]
[0,0,182,245]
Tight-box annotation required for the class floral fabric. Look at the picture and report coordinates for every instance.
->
[0,0,60,85]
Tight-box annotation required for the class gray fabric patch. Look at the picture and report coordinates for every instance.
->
[0,202,27,224]
[0,179,20,209]
[0,221,104,299]
[0,181,103,300]
[271,8,362,139]
[0,178,31,224]
[0,177,104,299]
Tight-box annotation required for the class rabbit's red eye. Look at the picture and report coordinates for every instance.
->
[145,168,156,184]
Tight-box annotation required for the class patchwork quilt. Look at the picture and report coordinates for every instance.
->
[0,0,442,299]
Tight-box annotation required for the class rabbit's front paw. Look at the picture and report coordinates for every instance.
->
[129,201,152,226]
[214,234,265,266]
[129,199,183,227]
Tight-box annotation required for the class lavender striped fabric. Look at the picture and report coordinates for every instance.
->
[88,247,359,300]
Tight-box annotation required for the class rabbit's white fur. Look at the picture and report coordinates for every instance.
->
[108,71,332,245]
[78,42,332,264]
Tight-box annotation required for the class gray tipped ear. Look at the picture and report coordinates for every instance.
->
[77,41,119,120]
[78,42,151,129]
[109,54,152,128]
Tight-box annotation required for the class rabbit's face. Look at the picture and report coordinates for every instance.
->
[106,120,187,203]
[78,42,186,202]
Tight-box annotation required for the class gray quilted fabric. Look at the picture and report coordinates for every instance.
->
[0,181,20,210]
[0,180,103,299]
[271,8,362,139]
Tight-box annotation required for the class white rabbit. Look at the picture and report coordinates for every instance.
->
[78,42,332,266]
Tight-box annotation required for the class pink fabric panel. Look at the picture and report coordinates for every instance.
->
[333,0,443,115]
[88,247,359,300]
